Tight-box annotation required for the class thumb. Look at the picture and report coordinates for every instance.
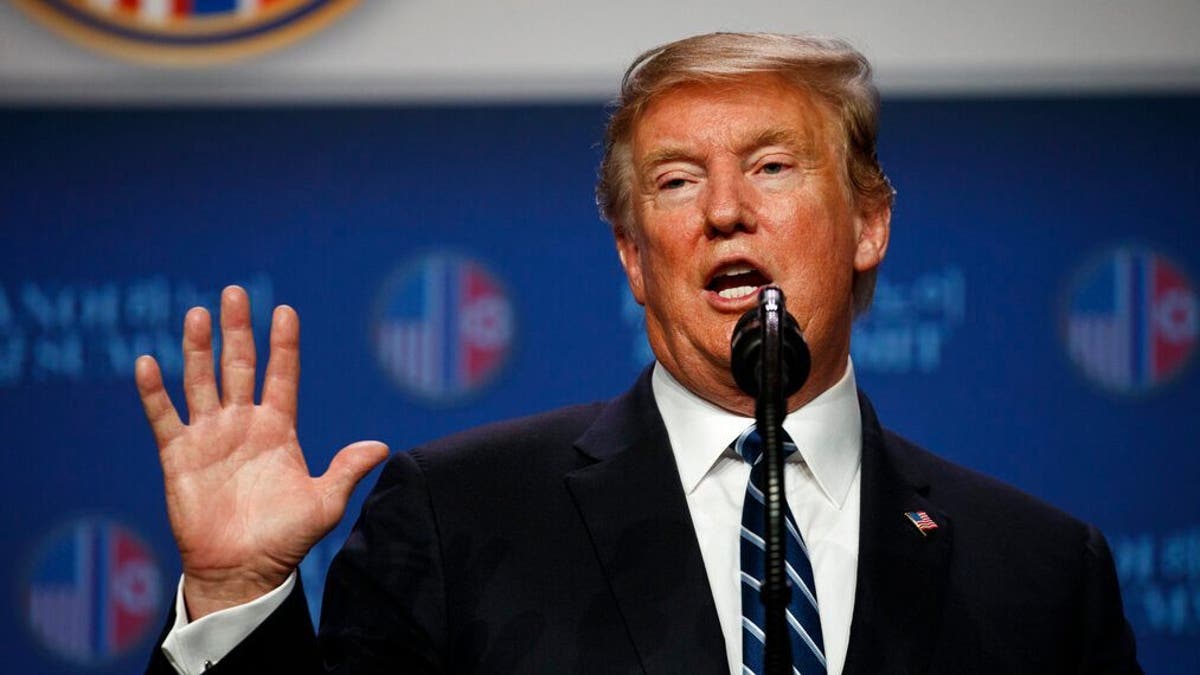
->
[317,440,390,521]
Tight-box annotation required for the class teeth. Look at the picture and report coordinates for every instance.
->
[718,286,758,299]
[719,263,755,277]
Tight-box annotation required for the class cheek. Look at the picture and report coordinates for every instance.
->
[638,227,691,278]
[781,213,858,311]
[638,250,700,320]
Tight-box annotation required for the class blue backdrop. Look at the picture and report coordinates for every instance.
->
[2,97,1197,673]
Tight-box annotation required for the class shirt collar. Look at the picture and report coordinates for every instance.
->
[651,358,862,509]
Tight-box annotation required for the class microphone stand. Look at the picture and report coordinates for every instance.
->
[731,287,810,675]
[756,287,791,675]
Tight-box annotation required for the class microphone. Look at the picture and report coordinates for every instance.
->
[730,287,811,398]
[728,286,811,675]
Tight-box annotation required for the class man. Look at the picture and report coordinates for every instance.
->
[138,33,1141,674]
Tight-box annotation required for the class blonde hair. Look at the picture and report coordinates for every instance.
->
[596,32,894,314]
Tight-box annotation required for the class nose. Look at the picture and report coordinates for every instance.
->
[703,163,755,237]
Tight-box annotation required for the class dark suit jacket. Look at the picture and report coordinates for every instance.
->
[149,369,1141,674]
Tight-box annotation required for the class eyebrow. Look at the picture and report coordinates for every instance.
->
[638,146,696,177]
[637,127,814,177]
[744,128,811,155]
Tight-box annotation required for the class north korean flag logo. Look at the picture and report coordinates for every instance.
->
[1064,246,1197,394]
[373,253,514,403]
[24,517,163,666]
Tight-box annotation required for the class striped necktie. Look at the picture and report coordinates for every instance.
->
[736,424,826,675]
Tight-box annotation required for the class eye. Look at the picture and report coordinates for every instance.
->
[660,177,689,190]
[760,161,787,175]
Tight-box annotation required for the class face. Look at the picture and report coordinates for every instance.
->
[616,73,890,415]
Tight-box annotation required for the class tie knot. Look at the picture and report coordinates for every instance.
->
[733,424,797,465]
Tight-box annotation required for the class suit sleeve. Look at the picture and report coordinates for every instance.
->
[144,574,321,674]
[144,450,448,674]
[1075,525,1143,675]
[317,449,449,673]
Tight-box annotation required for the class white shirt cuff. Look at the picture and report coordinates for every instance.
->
[160,571,297,674]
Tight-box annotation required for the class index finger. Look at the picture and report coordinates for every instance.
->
[261,305,300,421]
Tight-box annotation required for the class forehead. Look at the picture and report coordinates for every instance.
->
[629,72,840,159]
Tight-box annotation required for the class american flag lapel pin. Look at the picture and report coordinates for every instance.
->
[905,510,938,536]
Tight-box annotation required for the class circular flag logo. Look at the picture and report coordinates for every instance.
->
[373,252,515,404]
[23,516,163,666]
[1062,245,1198,394]
[13,0,357,66]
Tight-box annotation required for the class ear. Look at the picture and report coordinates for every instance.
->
[614,224,646,306]
[853,198,891,273]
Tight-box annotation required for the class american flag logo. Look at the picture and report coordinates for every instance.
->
[905,511,938,535]
[13,0,356,64]
[1064,247,1197,394]
[373,253,514,404]
[24,517,162,666]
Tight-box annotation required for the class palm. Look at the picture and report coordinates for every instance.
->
[135,287,388,616]
[164,406,321,580]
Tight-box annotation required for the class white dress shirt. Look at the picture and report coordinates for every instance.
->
[652,360,861,675]
[163,360,862,675]
[162,570,295,673]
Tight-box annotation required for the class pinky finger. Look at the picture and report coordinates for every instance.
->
[135,355,185,447]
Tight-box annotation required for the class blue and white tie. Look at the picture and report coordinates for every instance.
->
[736,424,826,675]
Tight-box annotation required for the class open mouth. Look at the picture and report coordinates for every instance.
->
[706,263,771,300]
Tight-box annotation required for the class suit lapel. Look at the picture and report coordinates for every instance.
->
[842,393,953,675]
[564,369,728,675]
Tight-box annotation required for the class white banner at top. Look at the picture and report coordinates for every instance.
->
[1,0,1198,104]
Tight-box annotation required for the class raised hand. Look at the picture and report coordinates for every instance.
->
[135,286,389,620]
